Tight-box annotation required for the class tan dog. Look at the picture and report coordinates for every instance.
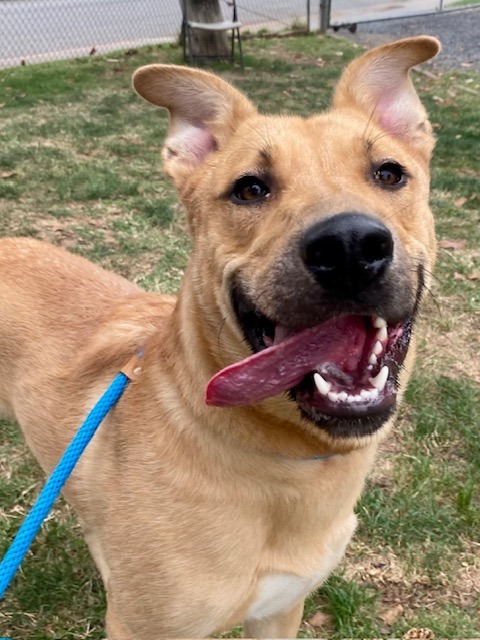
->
[0,36,439,639]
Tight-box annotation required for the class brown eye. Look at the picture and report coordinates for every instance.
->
[231,176,270,204]
[373,162,406,188]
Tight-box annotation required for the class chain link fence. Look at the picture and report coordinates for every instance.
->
[0,0,311,68]
[328,0,480,30]
[0,0,478,68]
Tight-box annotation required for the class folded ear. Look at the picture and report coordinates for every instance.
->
[333,36,440,157]
[132,64,256,183]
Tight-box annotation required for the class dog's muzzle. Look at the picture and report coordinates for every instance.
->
[206,213,423,439]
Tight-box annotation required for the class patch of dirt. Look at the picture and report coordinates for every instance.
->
[34,212,119,249]
[344,541,480,631]
[453,550,480,608]
[417,296,480,385]
[344,545,431,603]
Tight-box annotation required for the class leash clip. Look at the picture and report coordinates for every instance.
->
[120,352,143,382]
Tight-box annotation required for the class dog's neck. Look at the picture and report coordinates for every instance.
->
[145,281,359,462]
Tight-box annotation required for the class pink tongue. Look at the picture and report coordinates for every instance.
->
[206,316,366,407]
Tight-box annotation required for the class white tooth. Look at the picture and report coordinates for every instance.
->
[328,391,339,403]
[369,365,389,392]
[313,373,332,396]
[368,353,378,366]
[347,394,355,403]
[373,341,383,356]
[377,325,388,342]
[338,392,348,402]
[370,387,379,400]
[361,389,371,400]
[353,394,362,402]
[373,316,387,329]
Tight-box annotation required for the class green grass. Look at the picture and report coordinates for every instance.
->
[448,0,480,6]
[0,35,479,639]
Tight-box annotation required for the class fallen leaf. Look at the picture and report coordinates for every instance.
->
[379,603,404,625]
[1,171,17,179]
[402,629,435,640]
[307,610,330,627]
[455,271,480,281]
[439,239,467,251]
[454,196,468,208]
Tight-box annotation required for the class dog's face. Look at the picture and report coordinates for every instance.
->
[133,36,439,447]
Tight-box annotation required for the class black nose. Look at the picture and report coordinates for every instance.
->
[300,212,394,294]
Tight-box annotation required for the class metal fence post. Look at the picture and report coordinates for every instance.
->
[319,0,331,33]
[307,0,311,32]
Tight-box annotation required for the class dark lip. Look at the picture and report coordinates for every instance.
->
[231,284,276,353]
[230,275,422,438]
[297,402,396,439]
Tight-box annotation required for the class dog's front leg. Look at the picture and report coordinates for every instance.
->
[243,601,304,638]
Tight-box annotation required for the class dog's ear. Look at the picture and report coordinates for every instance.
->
[132,64,256,183]
[333,36,440,157]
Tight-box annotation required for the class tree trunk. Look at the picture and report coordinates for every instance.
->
[182,0,230,58]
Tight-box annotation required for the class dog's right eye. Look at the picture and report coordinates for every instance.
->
[231,176,270,205]
[373,161,406,188]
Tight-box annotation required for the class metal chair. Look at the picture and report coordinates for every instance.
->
[182,0,243,68]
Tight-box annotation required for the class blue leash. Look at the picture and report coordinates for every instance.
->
[0,353,141,601]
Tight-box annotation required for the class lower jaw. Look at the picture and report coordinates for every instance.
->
[299,404,395,439]
[292,385,397,439]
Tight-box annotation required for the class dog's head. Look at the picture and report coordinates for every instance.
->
[133,37,439,447]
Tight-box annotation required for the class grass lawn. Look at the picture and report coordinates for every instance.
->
[0,35,479,639]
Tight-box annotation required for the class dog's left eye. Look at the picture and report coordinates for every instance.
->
[373,162,406,188]
[231,176,270,205]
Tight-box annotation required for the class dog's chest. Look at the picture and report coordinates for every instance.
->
[247,571,326,621]
[246,514,356,621]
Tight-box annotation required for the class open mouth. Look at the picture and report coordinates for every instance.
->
[206,286,416,437]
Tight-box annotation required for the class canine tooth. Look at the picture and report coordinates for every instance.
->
[373,341,383,356]
[373,316,387,329]
[328,391,339,403]
[338,392,348,402]
[369,365,389,392]
[377,325,388,342]
[313,373,332,396]
[368,353,378,366]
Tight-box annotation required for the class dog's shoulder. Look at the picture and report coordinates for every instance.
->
[70,291,177,384]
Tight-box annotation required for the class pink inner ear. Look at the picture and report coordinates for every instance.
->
[375,91,418,138]
[169,122,218,165]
